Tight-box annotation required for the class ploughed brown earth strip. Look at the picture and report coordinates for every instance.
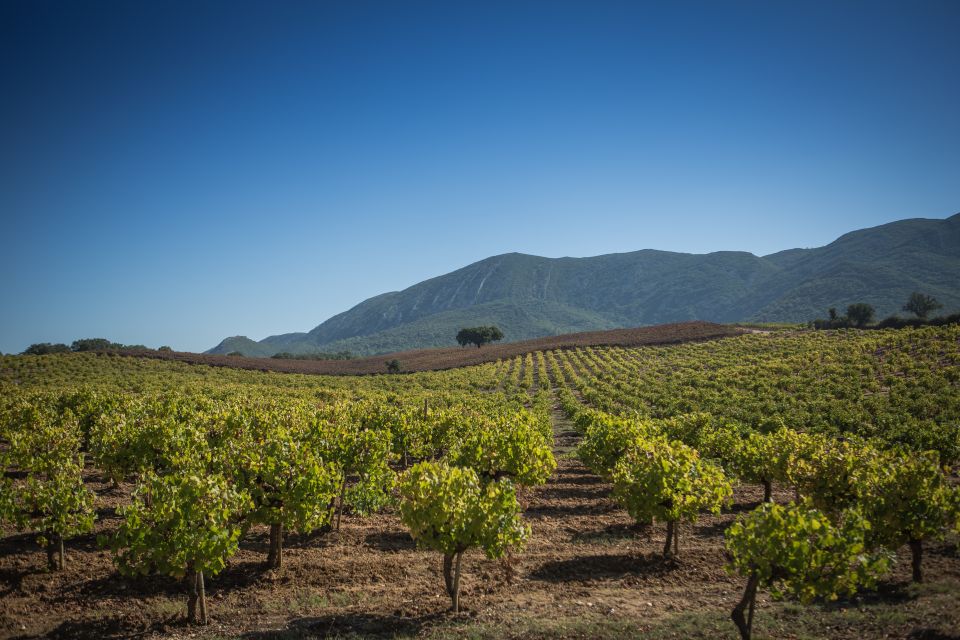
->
[120,321,744,375]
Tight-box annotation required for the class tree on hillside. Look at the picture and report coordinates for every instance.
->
[22,343,71,355]
[903,292,942,319]
[456,326,504,348]
[71,338,116,352]
[845,303,875,328]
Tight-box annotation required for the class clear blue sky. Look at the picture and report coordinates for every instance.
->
[1,0,958,353]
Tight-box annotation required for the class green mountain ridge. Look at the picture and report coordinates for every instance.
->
[208,213,960,357]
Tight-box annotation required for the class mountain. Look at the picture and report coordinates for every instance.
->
[207,213,960,357]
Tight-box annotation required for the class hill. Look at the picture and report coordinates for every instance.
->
[208,213,960,356]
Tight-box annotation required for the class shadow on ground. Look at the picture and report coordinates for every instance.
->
[10,616,174,640]
[238,611,450,639]
[907,631,960,640]
[363,529,415,552]
[524,500,618,519]
[529,552,674,583]
[535,485,610,501]
[571,522,651,544]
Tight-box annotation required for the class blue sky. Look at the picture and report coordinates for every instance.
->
[1,0,958,353]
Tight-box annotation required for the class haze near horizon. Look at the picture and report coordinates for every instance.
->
[1,1,958,353]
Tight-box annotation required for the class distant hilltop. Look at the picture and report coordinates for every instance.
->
[208,213,960,357]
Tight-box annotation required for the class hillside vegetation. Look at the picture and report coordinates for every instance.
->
[209,214,960,356]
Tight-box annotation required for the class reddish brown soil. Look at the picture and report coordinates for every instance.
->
[121,321,743,375]
[2,406,958,639]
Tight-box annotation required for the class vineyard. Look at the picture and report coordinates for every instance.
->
[131,321,742,375]
[1,325,959,639]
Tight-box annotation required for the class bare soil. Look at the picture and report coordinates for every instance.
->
[1,404,958,639]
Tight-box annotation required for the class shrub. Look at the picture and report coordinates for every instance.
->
[398,462,528,612]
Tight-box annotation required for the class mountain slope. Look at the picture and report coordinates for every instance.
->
[208,213,960,356]
[207,336,277,358]
[311,300,624,356]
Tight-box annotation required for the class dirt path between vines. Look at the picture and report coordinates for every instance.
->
[1,406,959,639]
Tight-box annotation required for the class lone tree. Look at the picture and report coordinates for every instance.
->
[903,292,942,319]
[71,338,116,352]
[845,303,875,328]
[456,326,504,348]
